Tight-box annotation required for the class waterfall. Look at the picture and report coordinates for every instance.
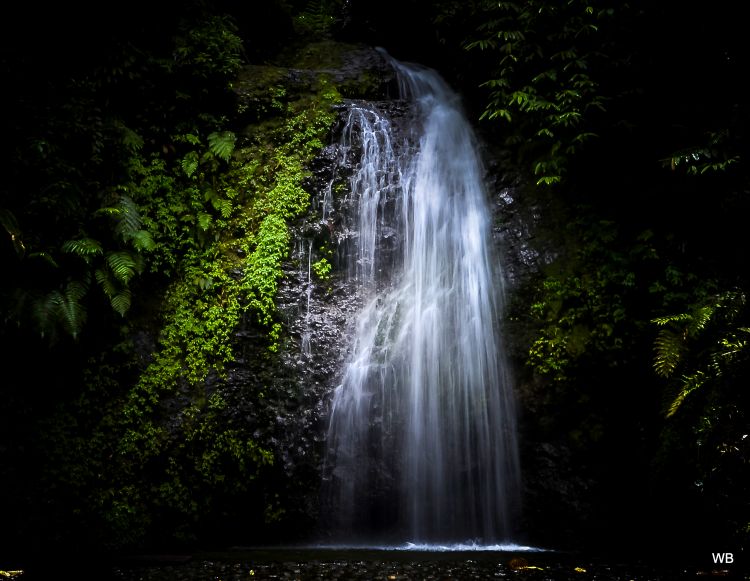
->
[322,53,520,544]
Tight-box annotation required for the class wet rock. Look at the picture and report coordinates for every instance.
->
[111,551,699,581]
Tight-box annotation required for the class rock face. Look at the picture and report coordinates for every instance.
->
[211,43,559,544]
[203,45,406,539]
[251,101,420,533]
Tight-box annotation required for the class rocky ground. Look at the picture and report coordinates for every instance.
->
[108,549,741,581]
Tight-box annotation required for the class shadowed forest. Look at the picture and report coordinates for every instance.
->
[1,0,748,577]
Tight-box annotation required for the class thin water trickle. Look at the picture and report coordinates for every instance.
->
[301,239,313,356]
[323,53,520,544]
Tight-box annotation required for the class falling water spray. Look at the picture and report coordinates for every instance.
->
[323,52,521,544]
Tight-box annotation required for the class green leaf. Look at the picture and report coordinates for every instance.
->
[197,212,212,231]
[117,195,144,238]
[62,238,103,262]
[217,198,233,218]
[106,251,138,284]
[207,131,236,162]
[131,229,155,252]
[181,151,200,178]
[29,251,59,268]
[34,281,89,339]
[666,371,706,418]
[121,125,144,152]
[95,268,118,298]
[536,175,561,186]
[110,289,132,317]
[653,328,685,377]
[651,313,691,326]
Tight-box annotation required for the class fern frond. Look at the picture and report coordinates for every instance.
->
[66,279,88,301]
[666,371,707,418]
[651,313,691,326]
[197,212,212,231]
[94,207,120,218]
[131,229,156,252]
[33,291,63,336]
[33,281,89,339]
[133,252,146,274]
[121,125,144,152]
[29,251,59,268]
[114,195,144,242]
[182,151,200,177]
[207,131,236,162]
[216,198,233,218]
[221,199,233,218]
[106,251,138,284]
[653,328,685,377]
[120,195,143,231]
[62,238,103,262]
[98,195,148,246]
[95,267,118,298]
[110,289,132,317]
[688,305,715,335]
[59,282,88,338]
[205,189,233,218]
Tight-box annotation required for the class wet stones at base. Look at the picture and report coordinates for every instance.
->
[111,557,701,581]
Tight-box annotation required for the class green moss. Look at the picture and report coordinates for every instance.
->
[247,214,290,325]
[234,65,289,121]
[95,68,342,548]
[22,20,348,553]
[124,75,340,395]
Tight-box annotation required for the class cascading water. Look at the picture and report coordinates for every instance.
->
[322,53,521,545]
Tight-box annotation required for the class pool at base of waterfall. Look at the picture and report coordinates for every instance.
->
[111,546,743,580]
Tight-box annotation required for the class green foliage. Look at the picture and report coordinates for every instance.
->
[292,0,345,38]
[207,131,237,162]
[526,217,647,382]
[650,290,750,546]
[0,2,306,553]
[311,257,331,280]
[247,215,291,325]
[33,281,89,339]
[61,238,103,260]
[664,130,741,176]
[466,0,614,185]
[108,194,156,252]
[84,69,342,549]
[1,4,244,342]
[172,14,244,81]
[54,193,152,328]
[651,291,749,417]
[235,75,340,331]
[652,327,685,379]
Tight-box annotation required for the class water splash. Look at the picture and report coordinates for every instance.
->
[323,53,520,544]
[309,542,545,553]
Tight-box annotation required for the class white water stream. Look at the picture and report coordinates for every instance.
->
[323,54,520,543]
